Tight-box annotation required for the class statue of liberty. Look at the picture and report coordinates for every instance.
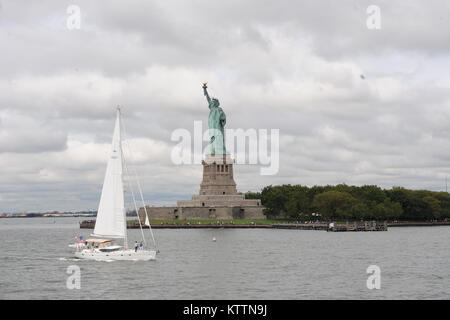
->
[202,82,227,155]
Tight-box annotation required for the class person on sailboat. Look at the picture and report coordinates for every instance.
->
[135,241,138,252]
[139,241,143,250]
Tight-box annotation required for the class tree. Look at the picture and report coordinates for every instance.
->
[261,185,290,217]
[371,199,402,220]
[285,186,310,220]
[350,202,370,220]
[387,187,427,220]
[352,185,387,209]
[422,196,441,219]
[312,191,356,220]
[432,192,450,219]
[244,191,261,200]
[259,184,437,221]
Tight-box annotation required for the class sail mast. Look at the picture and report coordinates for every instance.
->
[118,108,128,249]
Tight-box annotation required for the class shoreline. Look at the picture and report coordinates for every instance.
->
[78,220,450,229]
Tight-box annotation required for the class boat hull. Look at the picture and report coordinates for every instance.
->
[74,249,156,261]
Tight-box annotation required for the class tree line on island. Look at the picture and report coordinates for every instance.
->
[245,184,450,221]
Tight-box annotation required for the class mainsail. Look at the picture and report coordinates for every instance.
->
[92,110,126,238]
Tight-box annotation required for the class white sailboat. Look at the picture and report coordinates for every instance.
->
[73,108,157,261]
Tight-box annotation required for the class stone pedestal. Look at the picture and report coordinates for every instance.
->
[200,154,237,196]
[140,154,265,221]
[176,154,263,212]
[177,195,261,208]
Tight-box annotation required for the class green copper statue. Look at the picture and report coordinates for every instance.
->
[203,82,227,154]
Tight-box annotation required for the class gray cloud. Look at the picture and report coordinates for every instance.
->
[1,0,450,212]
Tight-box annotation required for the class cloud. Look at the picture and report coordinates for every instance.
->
[0,111,67,153]
[1,0,450,212]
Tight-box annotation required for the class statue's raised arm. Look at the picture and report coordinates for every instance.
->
[202,82,211,105]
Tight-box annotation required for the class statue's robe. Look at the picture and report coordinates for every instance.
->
[208,102,227,154]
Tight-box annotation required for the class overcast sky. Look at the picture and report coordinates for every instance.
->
[1,0,450,212]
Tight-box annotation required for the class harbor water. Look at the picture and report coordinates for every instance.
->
[0,217,449,299]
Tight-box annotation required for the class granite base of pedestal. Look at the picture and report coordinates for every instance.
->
[139,205,265,221]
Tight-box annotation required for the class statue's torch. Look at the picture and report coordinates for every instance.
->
[202,82,208,97]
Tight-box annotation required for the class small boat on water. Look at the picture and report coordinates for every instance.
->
[71,108,157,261]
